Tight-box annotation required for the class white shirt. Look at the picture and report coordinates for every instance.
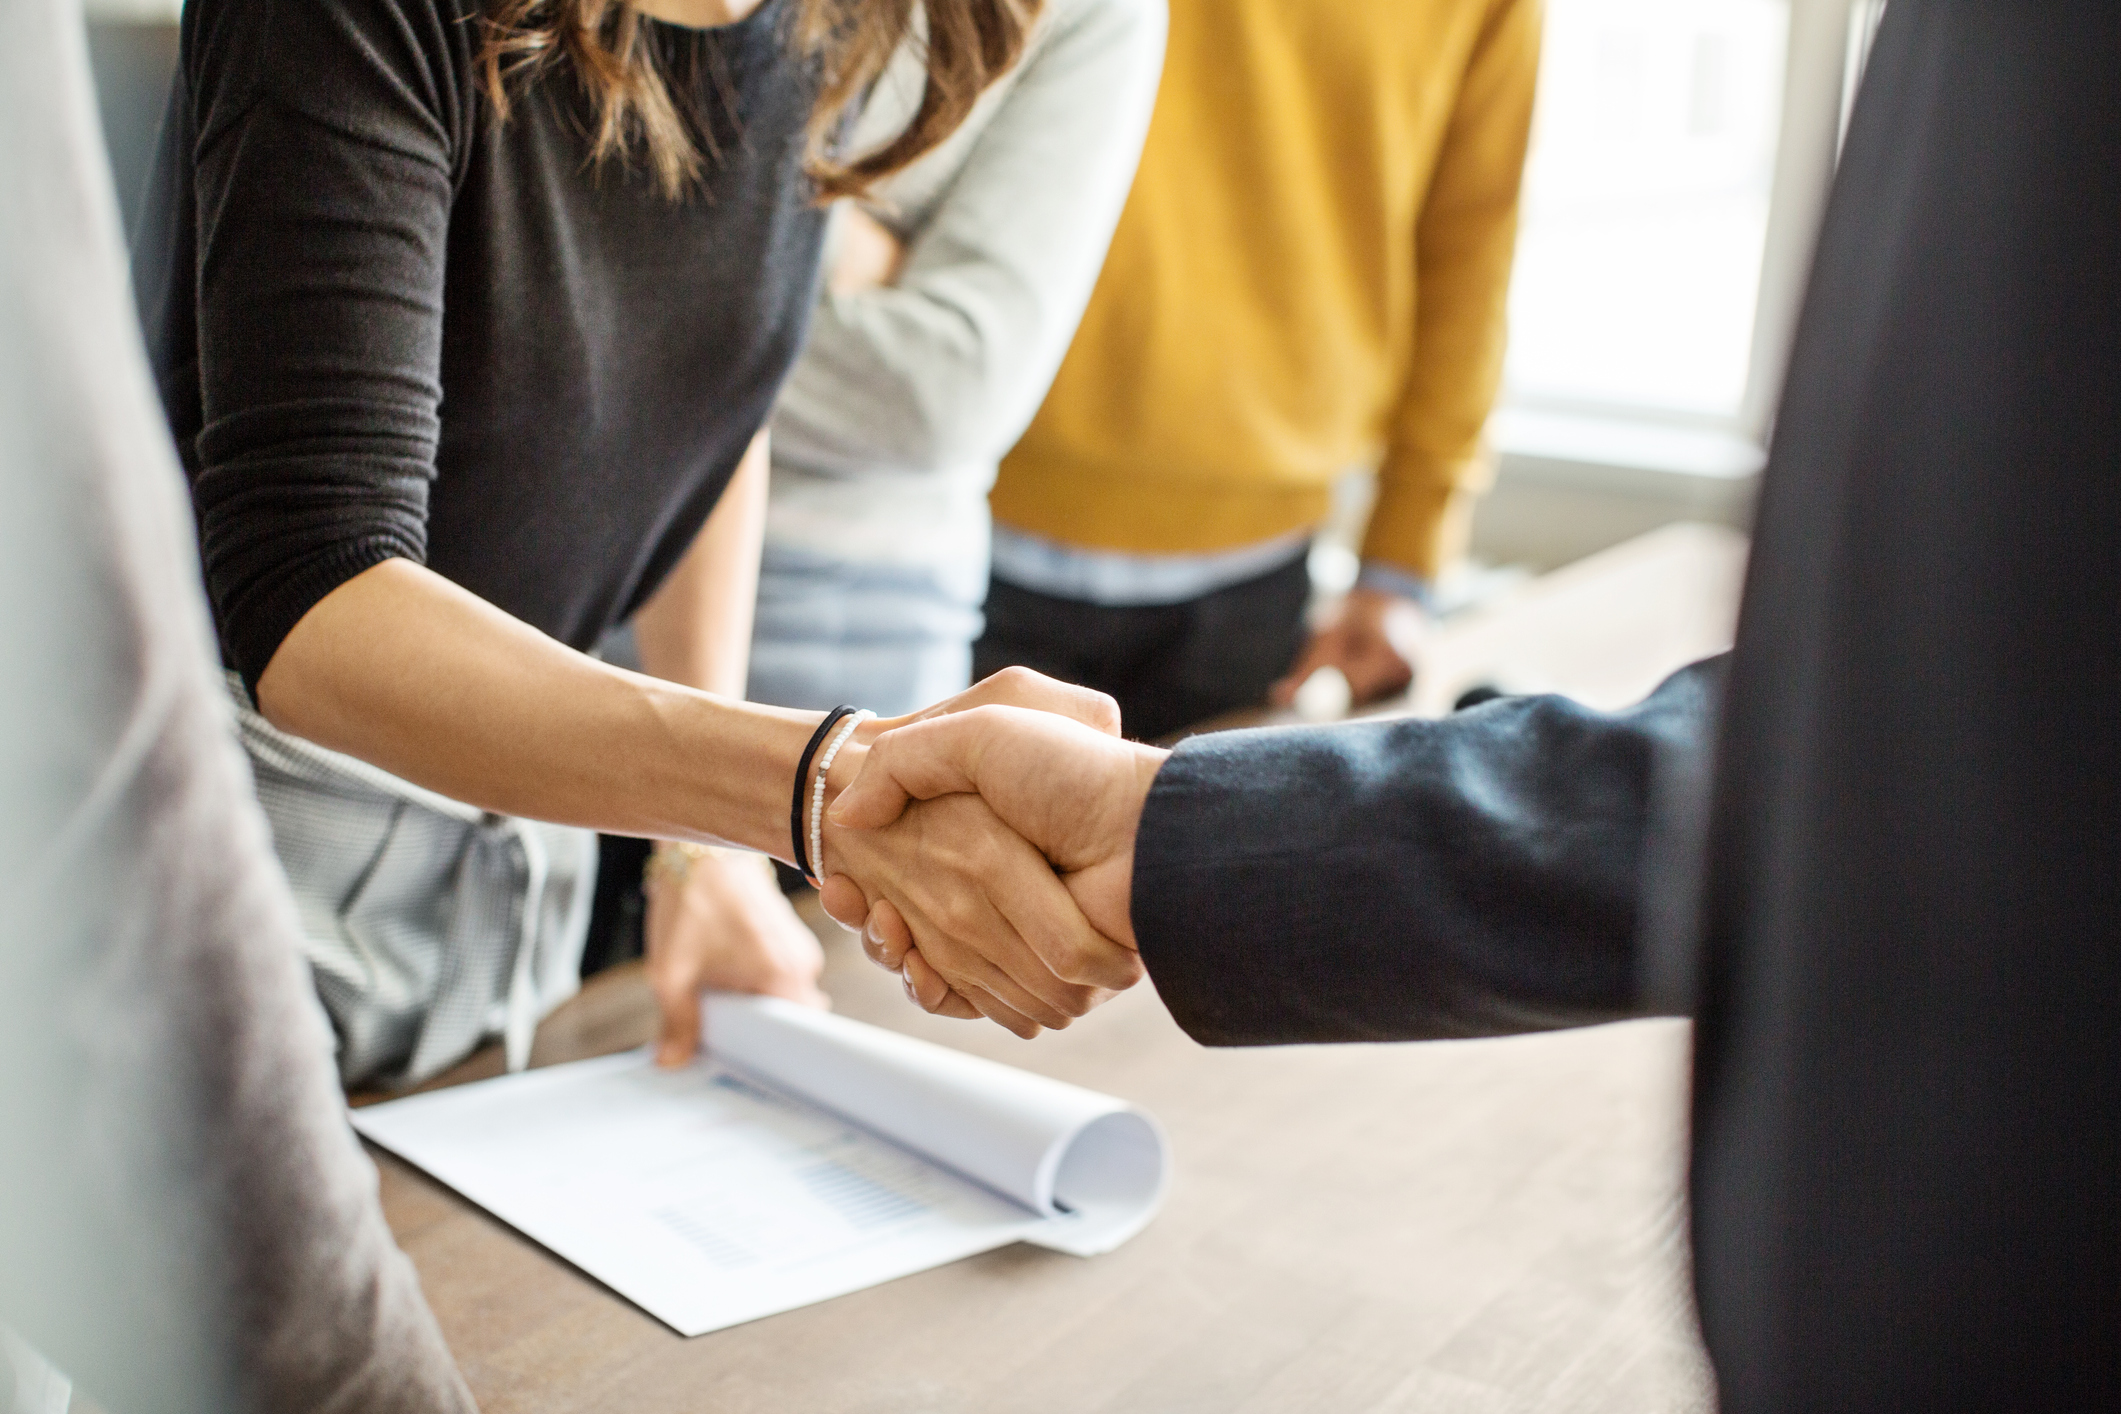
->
[763,0,1168,606]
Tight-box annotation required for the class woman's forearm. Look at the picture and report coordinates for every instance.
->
[632,431,769,698]
[254,556,819,860]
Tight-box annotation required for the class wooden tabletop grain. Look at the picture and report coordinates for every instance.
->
[370,523,1747,1413]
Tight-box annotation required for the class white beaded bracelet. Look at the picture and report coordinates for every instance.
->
[809,709,872,885]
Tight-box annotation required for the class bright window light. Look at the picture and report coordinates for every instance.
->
[1504,0,1791,423]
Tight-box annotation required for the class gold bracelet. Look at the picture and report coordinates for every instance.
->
[644,841,777,892]
[643,840,717,890]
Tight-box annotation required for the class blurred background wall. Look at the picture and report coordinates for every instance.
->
[81,0,178,242]
[1471,0,1887,572]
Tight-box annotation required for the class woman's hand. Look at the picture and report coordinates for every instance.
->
[820,791,1138,1038]
[646,848,826,1067]
[828,204,907,295]
[827,704,1165,1026]
[805,668,1134,1033]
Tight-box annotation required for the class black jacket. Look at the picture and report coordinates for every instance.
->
[1132,2,2118,1409]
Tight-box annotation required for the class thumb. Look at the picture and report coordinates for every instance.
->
[828,712,989,829]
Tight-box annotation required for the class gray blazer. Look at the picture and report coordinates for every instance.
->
[0,2,471,1408]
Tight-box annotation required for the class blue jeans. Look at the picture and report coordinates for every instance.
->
[746,543,984,716]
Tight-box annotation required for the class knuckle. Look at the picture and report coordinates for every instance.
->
[953,703,1010,747]
[1030,995,1073,1028]
[932,957,982,998]
[1049,939,1093,985]
[936,894,984,939]
[992,665,1039,695]
[1052,938,1113,988]
[1050,985,1093,1019]
[964,832,1005,874]
[1083,688,1122,735]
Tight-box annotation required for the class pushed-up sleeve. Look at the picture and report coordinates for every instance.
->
[769,0,1167,477]
[1131,657,1723,1046]
[1362,0,1541,582]
[179,0,469,689]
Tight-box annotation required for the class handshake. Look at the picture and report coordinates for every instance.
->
[811,669,1171,1039]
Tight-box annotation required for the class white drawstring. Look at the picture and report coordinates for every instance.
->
[502,818,550,1073]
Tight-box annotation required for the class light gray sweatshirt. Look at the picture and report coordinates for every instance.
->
[0,2,472,1409]
[764,0,1166,611]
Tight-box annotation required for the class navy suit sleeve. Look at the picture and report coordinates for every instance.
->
[1130,658,1724,1046]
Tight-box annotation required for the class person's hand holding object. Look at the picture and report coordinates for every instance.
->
[645,845,828,1067]
[823,705,1169,1023]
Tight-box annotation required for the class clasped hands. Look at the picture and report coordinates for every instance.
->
[814,669,1168,1038]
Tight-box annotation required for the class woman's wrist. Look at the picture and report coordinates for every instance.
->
[800,711,876,885]
[676,696,885,874]
[637,689,825,864]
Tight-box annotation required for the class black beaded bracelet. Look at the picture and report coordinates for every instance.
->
[791,705,858,885]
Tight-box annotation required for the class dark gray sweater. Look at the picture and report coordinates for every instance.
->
[135,0,826,690]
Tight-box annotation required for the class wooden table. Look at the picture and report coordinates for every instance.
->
[1191,520,1749,736]
[373,523,1746,1413]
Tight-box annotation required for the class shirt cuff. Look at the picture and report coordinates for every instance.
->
[1356,560,1434,609]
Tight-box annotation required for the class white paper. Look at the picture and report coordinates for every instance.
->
[352,996,1168,1336]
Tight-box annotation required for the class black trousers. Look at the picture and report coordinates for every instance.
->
[974,551,1311,743]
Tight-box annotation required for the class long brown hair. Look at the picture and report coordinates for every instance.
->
[477,0,1043,201]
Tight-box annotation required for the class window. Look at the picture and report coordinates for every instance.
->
[1468,1,1875,570]
[1503,0,1792,426]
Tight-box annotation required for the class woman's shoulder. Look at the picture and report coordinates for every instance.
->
[1014,0,1166,95]
[1034,0,1168,51]
[185,0,481,149]
[186,0,481,57]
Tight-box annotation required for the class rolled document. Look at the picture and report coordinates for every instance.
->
[353,995,1169,1336]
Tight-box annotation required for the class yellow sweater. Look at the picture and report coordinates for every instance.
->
[992,0,1542,581]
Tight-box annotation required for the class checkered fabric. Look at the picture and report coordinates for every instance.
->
[226,677,596,1089]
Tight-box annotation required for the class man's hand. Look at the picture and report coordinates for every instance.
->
[803,667,1134,1035]
[871,663,1123,740]
[1271,585,1426,710]
[821,790,1136,1037]
[825,706,1167,1024]
[647,849,826,1067]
